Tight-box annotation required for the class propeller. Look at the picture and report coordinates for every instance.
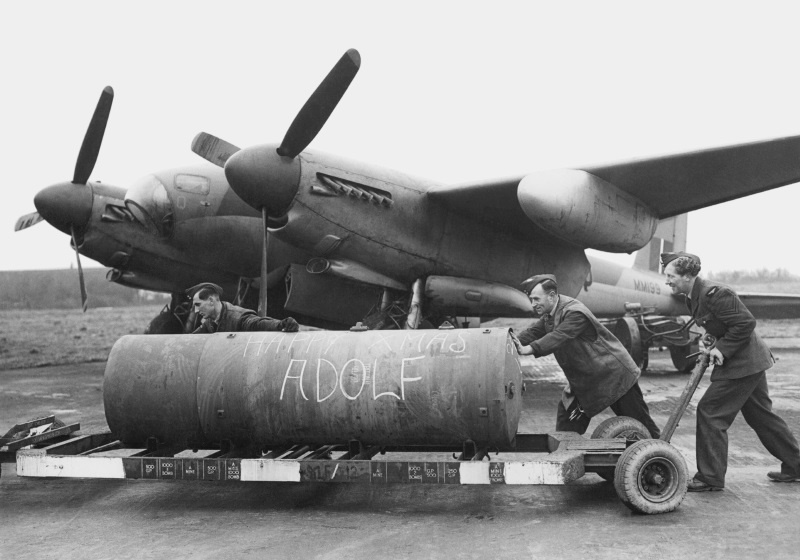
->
[21,87,114,311]
[277,48,361,158]
[258,209,269,317]
[192,48,360,166]
[14,211,44,232]
[191,133,240,167]
[190,50,361,317]
[68,86,113,312]
[70,226,88,312]
[74,86,114,184]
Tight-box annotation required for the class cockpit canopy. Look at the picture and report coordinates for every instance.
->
[125,174,174,237]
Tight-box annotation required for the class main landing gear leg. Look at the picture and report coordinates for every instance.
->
[404,278,424,330]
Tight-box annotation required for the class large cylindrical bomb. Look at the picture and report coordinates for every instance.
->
[104,328,523,449]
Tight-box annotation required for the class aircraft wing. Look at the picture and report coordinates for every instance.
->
[739,292,800,320]
[583,135,800,218]
[429,134,800,231]
[427,176,538,237]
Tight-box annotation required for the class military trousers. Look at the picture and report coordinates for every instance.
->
[695,370,800,488]
[555,381,661,439]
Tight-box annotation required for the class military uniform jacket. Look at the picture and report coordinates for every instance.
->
[687,277,773,381]
[517,295,640,417]
[198,302,283,333]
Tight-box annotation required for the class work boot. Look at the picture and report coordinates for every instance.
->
[687,477,723,492]
[767,471,799,482]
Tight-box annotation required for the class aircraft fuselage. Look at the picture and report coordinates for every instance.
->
[72,154,686,323]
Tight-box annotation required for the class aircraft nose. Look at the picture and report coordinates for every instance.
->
[33,181,93,233]
[225,144,301,217]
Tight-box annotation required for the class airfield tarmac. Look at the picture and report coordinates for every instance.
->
[2,329,800,559]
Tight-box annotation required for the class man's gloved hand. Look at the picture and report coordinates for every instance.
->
[280,317,299,332]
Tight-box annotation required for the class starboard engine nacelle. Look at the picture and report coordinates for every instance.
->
[517,169,658,252]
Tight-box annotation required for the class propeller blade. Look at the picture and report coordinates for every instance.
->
[73,86,114,185]
[277,49,361,159]
[70,226,88,312]
[257,208,269,317]
[191,132,241,167]
[14,211,44,232]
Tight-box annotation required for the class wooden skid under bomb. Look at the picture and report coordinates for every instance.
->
[16,431,621,485]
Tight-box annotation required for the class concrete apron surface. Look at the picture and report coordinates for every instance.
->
[2,347,800,560]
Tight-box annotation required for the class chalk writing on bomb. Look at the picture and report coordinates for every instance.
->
[242,331,470,402]
[243,330,468,358]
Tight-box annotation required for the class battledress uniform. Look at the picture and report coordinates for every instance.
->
[195,301,298,333]
[517,295,661,438]
[687,277,800,488]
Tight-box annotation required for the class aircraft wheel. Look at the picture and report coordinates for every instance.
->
[613,317,645,369]
[669,342,700,373]
[614,439,688,515]
[590,416,651,481]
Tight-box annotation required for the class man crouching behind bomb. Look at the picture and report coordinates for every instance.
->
[511,274,661,439]
[186,282,299,334]
[661,252,800,491]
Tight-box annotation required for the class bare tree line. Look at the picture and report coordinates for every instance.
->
[707,268,800,285]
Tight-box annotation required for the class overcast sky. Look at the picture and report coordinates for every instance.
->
[3,1,800,277]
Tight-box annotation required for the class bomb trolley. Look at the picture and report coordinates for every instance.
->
[16,353,708,516]
[16,425,677,514]
[14,331,710,515]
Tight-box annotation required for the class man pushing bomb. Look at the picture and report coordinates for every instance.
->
[511,274,661,439]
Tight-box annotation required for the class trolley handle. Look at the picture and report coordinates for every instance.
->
[659,334,716,443]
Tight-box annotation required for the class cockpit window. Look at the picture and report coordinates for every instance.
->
[125,174,174,237]
[175,174,210,195]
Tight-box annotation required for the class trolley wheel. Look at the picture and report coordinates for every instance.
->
[590,416,651,481]
[614,439,688,514]
[669,342,700,373]
[613,317,645,369]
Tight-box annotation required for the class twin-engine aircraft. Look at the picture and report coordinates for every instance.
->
[16,49,800,371]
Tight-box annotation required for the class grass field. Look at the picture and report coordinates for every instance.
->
[0,305,162,370]
[1,305,798,371]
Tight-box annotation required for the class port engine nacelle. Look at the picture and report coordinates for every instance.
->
[517,169,658,252]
